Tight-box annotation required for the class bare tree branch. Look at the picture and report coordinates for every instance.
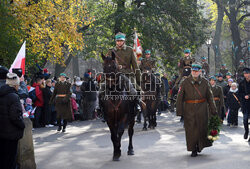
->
[237,1,250,12]
[237,13,250,25]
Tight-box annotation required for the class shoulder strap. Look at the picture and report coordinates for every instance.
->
[232,93,241,105]
[193,84,203,99]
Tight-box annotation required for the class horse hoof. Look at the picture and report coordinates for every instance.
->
[127,150,134,156]
[142,127,147,131]
[113,156,120,161]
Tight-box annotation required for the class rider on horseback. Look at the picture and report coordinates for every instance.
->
[99,32,141,121]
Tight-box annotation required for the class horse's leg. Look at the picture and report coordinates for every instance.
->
[108,124,120,161]
[127,118,135,155]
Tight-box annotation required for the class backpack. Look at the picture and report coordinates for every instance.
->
[29,89,37,103]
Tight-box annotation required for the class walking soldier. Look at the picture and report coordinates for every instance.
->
[176,63,217,157]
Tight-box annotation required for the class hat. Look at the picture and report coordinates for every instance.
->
[226,72,232,76]
[217,73,223,77]
[6,73,20,87]
[26,98,32,105]
[239,59,244,63]
[184,49,191,53]
[71,93,76,99]
[201,56,207,60]
[228,78,234,82]
[155,73,160,76]
[191,63,202,71]
[59,73,67,77]
[209,76,216,81]
[115,32,126,41]
[139,57,143,61]
[84,72,90,78]
[0,65,9,79]
[221,63,226,66]
[43,68,48,73]
[243,67,250,74]
[215,73,219,77]
[145,50,151,54]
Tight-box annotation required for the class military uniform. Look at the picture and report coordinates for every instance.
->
[211,85,225,119]
[176,69,217,154]
[201,61,209,76]
[219,68,229,78]
[237,64,245,79]
[140,58,156,73]
[179,56,195,77]
[50,76,72,131]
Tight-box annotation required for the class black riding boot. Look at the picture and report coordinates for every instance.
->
[62,119,67,132]
[57,119,62,131]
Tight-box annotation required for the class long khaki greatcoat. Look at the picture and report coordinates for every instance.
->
[50,81,72,120]
[211,85,225,118]
[176,75,217,152]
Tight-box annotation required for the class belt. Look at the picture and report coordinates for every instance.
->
[56,94,66,97]
[185,98,206,104]
[214,97,220,101]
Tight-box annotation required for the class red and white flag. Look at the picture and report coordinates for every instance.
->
[9,41,26,75]
[133,31,142,59]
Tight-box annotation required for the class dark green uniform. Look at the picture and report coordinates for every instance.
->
[237,64,245,78]
[219,68,229,78]
[140,58,156,73]
[201,61,209,76]
[211,85,225,119]
[50,81,72,120]
[176,75,217,152]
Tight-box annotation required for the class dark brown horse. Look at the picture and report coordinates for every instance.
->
[100,52,136,161]
[141,70,160,130]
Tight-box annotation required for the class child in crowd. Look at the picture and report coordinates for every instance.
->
[226,83,241,127]
[25,98,35,119]
[71,93,78,121]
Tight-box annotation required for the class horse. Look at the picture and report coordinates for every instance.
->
[141,70,160,130]
[100,51,136,161]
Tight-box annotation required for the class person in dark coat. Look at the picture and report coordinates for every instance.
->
[0,65,8,88]
[223,78,233,109]
[176,63,217,157]
[42,79,54,127]
[226,83,241,127]
[50,73,72,132]
[0,73,25,169]
[238,67,250,141]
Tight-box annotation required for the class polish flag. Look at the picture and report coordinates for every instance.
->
[133,31,142,59]
[9,41,26,75]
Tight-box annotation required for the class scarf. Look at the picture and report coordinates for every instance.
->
[229,88,238,93]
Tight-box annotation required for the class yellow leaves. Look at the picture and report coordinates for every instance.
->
[11,0,94,65]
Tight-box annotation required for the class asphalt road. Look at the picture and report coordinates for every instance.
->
[33,111,250,169]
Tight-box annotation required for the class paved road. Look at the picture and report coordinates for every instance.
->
[33,111,250,169]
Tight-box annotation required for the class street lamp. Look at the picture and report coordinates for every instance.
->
[206,38,212,65]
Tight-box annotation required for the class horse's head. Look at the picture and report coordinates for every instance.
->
[101,51,119,90]
[102,51,118,74]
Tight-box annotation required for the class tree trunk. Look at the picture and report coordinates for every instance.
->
[54,53,73,77]
[114,0,126,34]
[227,2,243,73]
[72,52,80,77]
[212,1,224,72]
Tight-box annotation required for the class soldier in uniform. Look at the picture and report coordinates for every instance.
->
[140,50,156,73]
[99,32,141,116]
[209,76,225,121]
[176,63,217,157]
[219,64,229,79]
[50,73,72,132]
[201,56,209,77]
[225,72,232,81]
[179,49,195,77]
[237,59,245,82]
[216,73,227,88]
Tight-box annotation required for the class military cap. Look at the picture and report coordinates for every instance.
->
[215,73,219,77]
[243,67,250,74]
[115,32,126,41]
[59,73,67,77]
[209,76,216,81]
[239,59,244,63]
[201,56,207,60]
[184,49,191,53]
[221,63,226,66]
[226,72,232,76]
[0,65,9,79]
[138,57,143,61]
[217,73,223,77]
[145,50,151,54]
[155,72,160,76]
[191,63,202,71]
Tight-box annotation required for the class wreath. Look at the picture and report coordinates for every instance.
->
[207,115,221,142]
